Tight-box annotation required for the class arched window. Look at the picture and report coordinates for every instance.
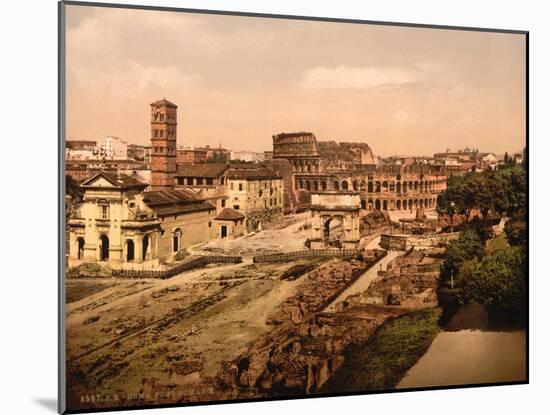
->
[172,228,181,253]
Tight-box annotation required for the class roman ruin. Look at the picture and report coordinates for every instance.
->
[271,131,447,214]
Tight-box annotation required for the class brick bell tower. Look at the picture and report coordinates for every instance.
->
[150,98,178,191]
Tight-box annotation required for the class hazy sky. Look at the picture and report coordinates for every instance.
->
[65,5,526,156]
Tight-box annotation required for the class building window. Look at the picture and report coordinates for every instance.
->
[230,183,234,190]
[197,177,204,185]
[99,204,109,219]
[239,183,243,191]
[206,178,214,186]
[221,199,226,207]
[208,221,212,227]
[177,177,184,185]
[234,205,240,210]
[173,229,181,253]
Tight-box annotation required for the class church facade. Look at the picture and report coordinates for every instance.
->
[67,171,217,270]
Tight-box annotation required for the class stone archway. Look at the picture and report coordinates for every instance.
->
[310,191,361,250]
[322,215,344,246]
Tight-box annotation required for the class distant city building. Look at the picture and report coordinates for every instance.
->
[433,148,500,174]
[65,140,101,160]
[66,159,151,186]
[98,136,128,160]
[176,147,208,164]
[229,150,265,162]
[198,145,229,161]
[127,144,151,164]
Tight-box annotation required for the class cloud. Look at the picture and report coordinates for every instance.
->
[69,61,200,99]
[298,65,417,89]
[298,62,449,90]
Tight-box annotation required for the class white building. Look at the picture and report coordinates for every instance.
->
[229,150,265,162]
[98,136,128,160]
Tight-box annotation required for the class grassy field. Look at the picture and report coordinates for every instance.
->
[321,307,442,393]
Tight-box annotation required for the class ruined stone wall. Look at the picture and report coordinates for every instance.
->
[272,132,319,159]
[252,248,361,263]
[380,234,408,251]
[380,232,460,251]
[317,141,375,165]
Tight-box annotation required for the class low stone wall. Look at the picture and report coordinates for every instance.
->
[252,248,360,263]
[380,232,460,251]
[407,232,460,248]
[111,255,242,279]
[380,234,408,251]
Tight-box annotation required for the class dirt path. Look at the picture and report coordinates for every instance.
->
[397,330,527,388]
[324,239,399,312]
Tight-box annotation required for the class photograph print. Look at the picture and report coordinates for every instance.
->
[60,1,528,412]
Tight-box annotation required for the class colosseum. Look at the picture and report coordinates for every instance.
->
[271,132,447,212]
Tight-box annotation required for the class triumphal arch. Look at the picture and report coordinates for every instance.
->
[309,191,361,250]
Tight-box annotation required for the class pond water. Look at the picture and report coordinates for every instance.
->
[397,303,526,389]
[397,329,526,388]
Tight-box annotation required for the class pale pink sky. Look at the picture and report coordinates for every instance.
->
[65,5,526,157]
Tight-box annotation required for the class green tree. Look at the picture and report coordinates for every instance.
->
[455,246,526,320]
[504,211,527,248]
[440,229,484,282]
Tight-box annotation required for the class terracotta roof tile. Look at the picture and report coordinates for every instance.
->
[215,208,245,221]
[142,189,215,216]
[176,163,229,178]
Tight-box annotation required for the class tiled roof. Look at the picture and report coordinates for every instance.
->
[142,189,215,216]
[215,208,245,221]
[80,171,148,189]
[226,166,281,180]
[176,163,230,178]
[151,98,177,108]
